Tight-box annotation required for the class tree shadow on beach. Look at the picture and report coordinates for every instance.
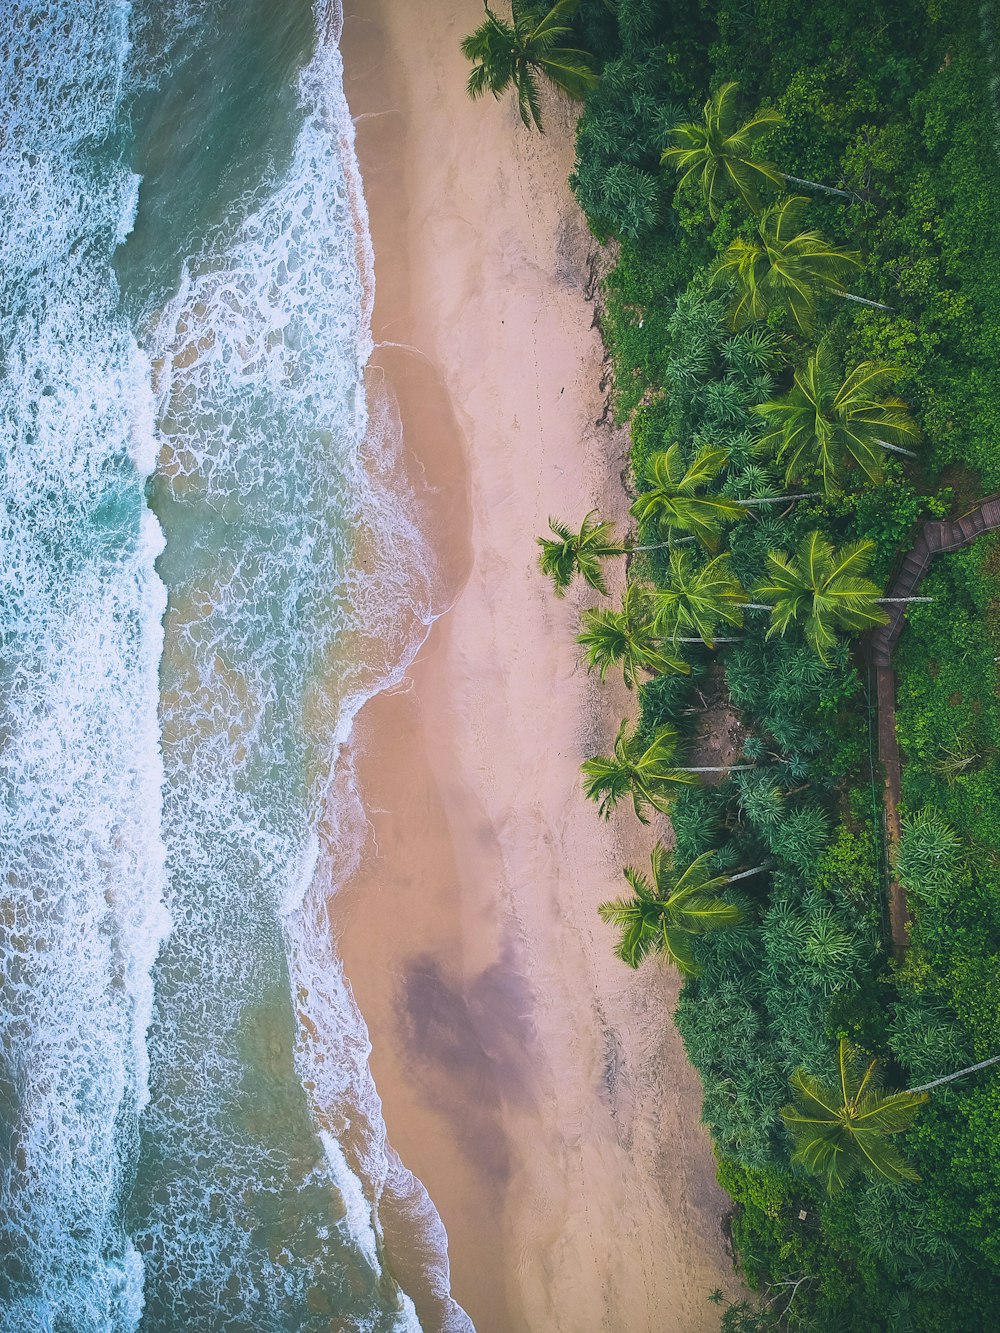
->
[397,940,539,1184]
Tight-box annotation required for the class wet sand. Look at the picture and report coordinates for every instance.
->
[333,2,738,1328]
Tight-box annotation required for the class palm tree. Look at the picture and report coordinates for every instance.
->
[537,511,627,596]
[754,343,921,493]
[598,846,761,972]
[462,0,599,132]
[781,1038,1000,1194]
[661,82,856,219]
[759,530,933,662]
[649,548,769,647]
[632,445,744,550]
[781,1040,927,1193]
[630,443,818,550]
[661,81,785,217]
[712,197,888,334]
[757,530,888,664]
[578,583,691,688]
[582,719,750,822]
[537,511,680,596]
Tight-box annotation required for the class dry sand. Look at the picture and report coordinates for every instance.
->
[333,2,739,1328]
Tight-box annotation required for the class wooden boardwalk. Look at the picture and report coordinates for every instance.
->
[869,494,1000,956]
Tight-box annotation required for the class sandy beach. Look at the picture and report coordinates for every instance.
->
[334,2,738,1328]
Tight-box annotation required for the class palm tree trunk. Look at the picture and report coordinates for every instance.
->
[835,291,894,312]
[632,538,695,552]
[782,172,856,201]
[877,597,935,604]
[740,602,774,610]
[909,1053,1000,1095]
[876,438,918,458]
[678,764,756,772]
[727,865,770,882]
[737,494,821,505]
[675,636,742,643]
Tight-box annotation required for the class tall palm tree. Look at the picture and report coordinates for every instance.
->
[598,846,760,972]
[630,443,817,550]
[578,582,691,688]
[537,511,678,596]
[462,0,599,132]
[781,1038,1000,1194]
[712,197,887,334]
[632,445,744,550]
[757,530,888,664]
[649,548,769,647]
[661,81,784,217]
[662,82,856,217]
[537,511,626,596]
[754,343,921,493]
[781,1040,927,1193]
[582,720,749,822]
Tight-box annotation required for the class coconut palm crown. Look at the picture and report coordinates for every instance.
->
[582,720,703,823]
[598,846,745,973]
[649,547,751,647]
[630,444,747,550]
[757,530,888,664]
[712,196,861,333]
[780,1039,928,1194]
[754,343,921,493]
[578,583,691,689]
[462,0,599,131]
[537,511,626,596]
[662,81,784,217]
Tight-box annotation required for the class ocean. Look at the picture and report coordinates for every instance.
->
[0,2,465,1328]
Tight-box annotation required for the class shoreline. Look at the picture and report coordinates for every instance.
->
[334,2,738,1328]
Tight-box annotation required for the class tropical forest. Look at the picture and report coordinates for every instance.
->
[467,0,1000,1327]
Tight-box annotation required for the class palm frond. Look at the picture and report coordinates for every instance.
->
[600,842,744,973]
[662,81,784,217]
[781,1040,926,1193]
[462,0,597,131]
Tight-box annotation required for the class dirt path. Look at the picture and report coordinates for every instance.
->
[870,493,1000,954]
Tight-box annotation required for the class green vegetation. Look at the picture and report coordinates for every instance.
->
[754,344,921,493]
[581,719,747,822]
[756,531,888,665]
[467,0,1000,1325]
[598,845,750,971]
[649,548,754,645]
[537,510,628,595]
[662,80,786,216]
[630,442,817,549]
[461,0,599,130]
[780,1038,928,1193]
[712,195,866,333]
[631,443,747,549]
[578,583,692,687]
[555,1,1000,1324]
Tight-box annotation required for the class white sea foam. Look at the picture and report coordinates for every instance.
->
[1,0,470,1325]
[319,1131,384,1275]
[0,2,169,1329]
[132,4,470,1327]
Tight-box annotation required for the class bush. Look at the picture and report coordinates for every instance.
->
[896,810,962,905]
[570,53,682,240]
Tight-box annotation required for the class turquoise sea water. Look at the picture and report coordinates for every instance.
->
[0,3,465,1328]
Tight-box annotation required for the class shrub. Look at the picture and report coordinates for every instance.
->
[896,810,961,905]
